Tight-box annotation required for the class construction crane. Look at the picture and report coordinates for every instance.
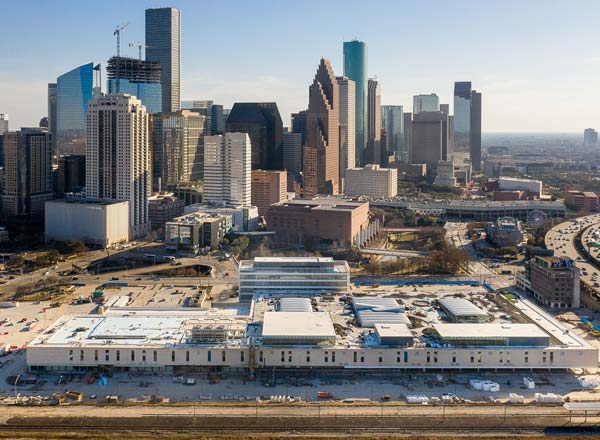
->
[113,21,130,57]
[129,42,151,60]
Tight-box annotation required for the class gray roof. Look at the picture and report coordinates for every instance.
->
[352,297,403,312]
[279,297,312,313]
[438,297,488,318]
[356,310,411,328]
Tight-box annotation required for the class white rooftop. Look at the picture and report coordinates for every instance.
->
[374,323,412,338]
[438,297,488,318]
[261,312,335,339]
[433,323,550,340]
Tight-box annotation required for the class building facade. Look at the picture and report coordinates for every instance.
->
[470,90,482,171]
[225,102,284,170]
[336,77,356,180]
[56,154,85,196]
[303,58,340,197]
[145,7,180,113]
[251,170,287,216]
[203,133,251,207]
[2,128,54,218]
[56,63,94,155]
[106,56,162,114]
[565,190,599,213]
[343,40,368,166]
[45,199,129,246]
[413,94,439,114]
[584,128,598,146]
[366,78,381,165]
[86,94,151,238]
[453,81,471,155]
[148,193,185,228]
[165,212,230,254]
[345,164,397,199]
[411,111,448,172]
[381,105,403,159]
[529,256,580,308]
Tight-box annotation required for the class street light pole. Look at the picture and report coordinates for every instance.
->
[14,374,20,399]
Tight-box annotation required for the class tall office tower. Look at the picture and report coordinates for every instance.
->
[181,100,224,135]
[411,111,448,173]
[56,154,85,196]
[225,102,284,170]
[381,105,403,158]
[403,112,412,163]
[47,84,57,138]
[366,78,382,165]
[146,7,181,113]
[584,128,598,146]
[303,58,339,198]
[2,128,53,218]
[291,110,307,145]
[86,94,150,237]
[56,63,94,155]
[251,169,287,215]
[203,133,251,207]
[343,40,368,166]
[283,129,303,191]
[153,110,205,189]
[413,94,439,114]
[336,76,356,180]
[106,56,162,113]
[439,103,449,113]
[453,81,472,154]
[0,114,8,135]
[470,90,482,171]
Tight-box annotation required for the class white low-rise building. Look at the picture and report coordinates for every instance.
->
[344,164,397,199]
[499,177,543,196]
[45,199,129,247]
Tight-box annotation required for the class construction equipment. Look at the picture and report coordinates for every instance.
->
[113,22,130,57]
[129,42,150,60]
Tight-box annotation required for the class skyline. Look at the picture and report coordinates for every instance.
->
[2,0,600,132]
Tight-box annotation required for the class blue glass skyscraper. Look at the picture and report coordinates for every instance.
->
[56,63,94,155]
[107,56,162,113]
[453,81,472,154]
[343,40,368,166]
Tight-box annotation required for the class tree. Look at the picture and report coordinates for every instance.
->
[6,255,24,269]
[364,260,381,278]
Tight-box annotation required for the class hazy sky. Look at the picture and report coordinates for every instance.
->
[1,0,600,132]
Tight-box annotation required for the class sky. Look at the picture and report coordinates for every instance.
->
[1,0,600,132]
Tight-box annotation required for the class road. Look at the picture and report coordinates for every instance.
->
[444,222,497,276]
[545,213,600,295]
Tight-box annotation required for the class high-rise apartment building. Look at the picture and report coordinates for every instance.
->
[381,105,403,158]
[251,170,287,215]
[86,94,150,238]
[225,102,284,170]
[303,58,339,198]
[413,94,439,114]
[153,110,205,189]
[470,90,482,171]
[203,133,251,207]
[145,7,181,113]
[584,128,598,146]
[2,128,53,217]
[56,154,86,196]
[343,40,368,166]
[106,56,162,113]
[336,77,356,179]
[367,78,382,165]
[56,63,94,155]
[411,111,448,172]
[345,164,397,199]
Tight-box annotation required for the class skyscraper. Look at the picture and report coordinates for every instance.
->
[584,128,598,146]
[367,78,382,164]
[381,105,403,158]
[107,56,162,113]
[47,84,57,139]
[225,103,284,170]
[291,110,307,145]
[56,154,85,196]
[470,90,482,171]
[343,40,368,166]
[146,7,181,113]
[411,111,448,173]
[283,130,303,181]
[86,94,150,237]
[303,58,339,197]
[0,114,8,135]
[181,100,224,135]
[413,94,439,114]
[203,133,251,207]
[453,81,471,154]
[336,76,356,179]
[153,110,205,188]
[403,112,412,163]
[2,128,53,218]
[56,63,94,155]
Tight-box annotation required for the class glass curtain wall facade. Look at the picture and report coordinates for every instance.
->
[343,40,368,166]
[453,81,472,154]
[106,56,162,114]
[381,105,403,158]
[56,63,94,155]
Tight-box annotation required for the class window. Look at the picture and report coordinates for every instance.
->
[452,355,457,363]
[499,351,503,363]
[172,351,175,362]
[116,350,120,362]
[549,352,554,363]
[187,351,191,362]
[542,352,547,363]
[80,350,84,361]
[259,351,263,363]
[426,352,431,363]
[105,350,110,362]
[222,351,226,362]
[353,352,357,363]
[69,350,74,361]
[360,354,365,363]
[94,350,98,361]
[477,351,482,363]
[331,351,335,362]
[306,351,310,363]
[524,351,529,363]
[434,351,438,363]
[281,351,285,362]
[378,356,383,363]
[470,356,474,363]
[397,352,401,363]
[153,351,157,362]
[131,350,135,361]
[241,351,245,362]
[142,350,146,362]
[288,351,292,363]
[404,352,408,363]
